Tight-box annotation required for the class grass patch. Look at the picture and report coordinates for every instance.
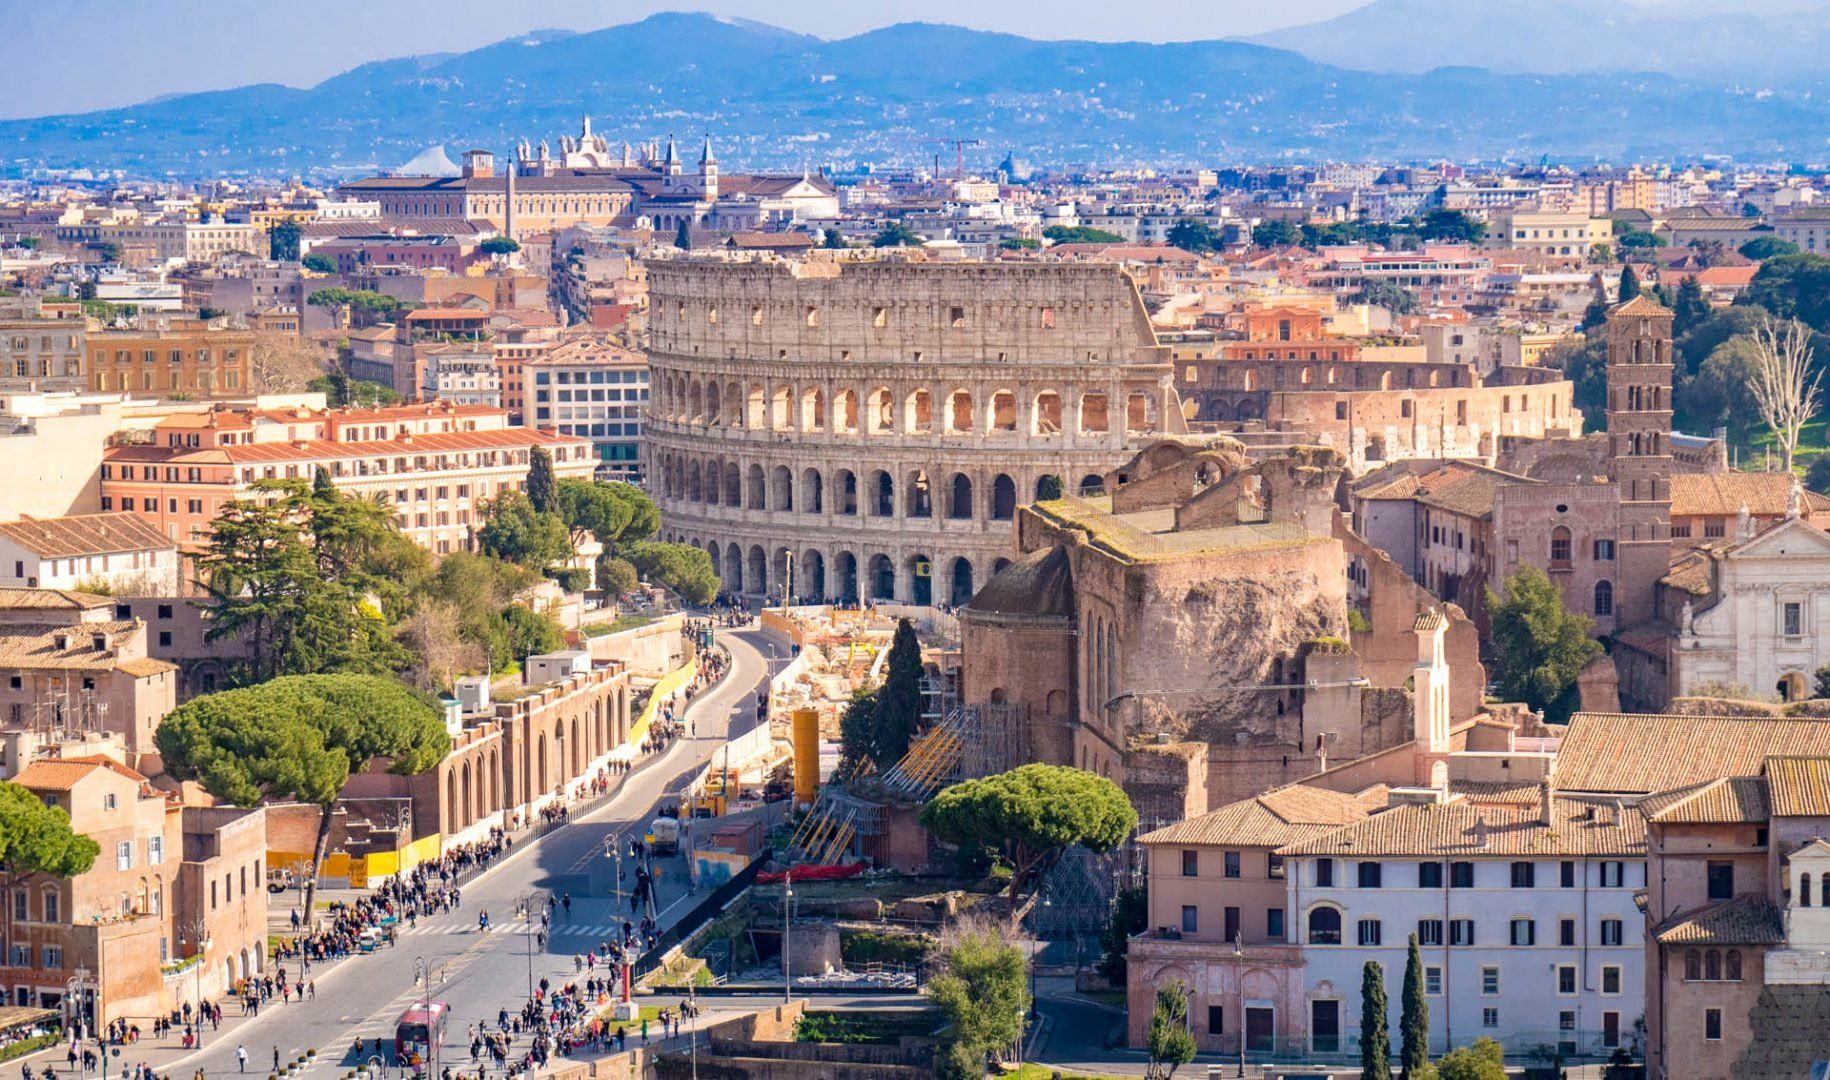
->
[585,613,662,638]
[794,1010,938,1045]
[1006,1068,1126,1080]
[839,928,930,966]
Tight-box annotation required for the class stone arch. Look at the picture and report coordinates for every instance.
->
[1306,904,1343,944]
[724,462,742,506]
[948,473,974,519]
[905,388,934,433]
[702,459,721,506]
[1080,392,1110,435]
[746,384,766,429]
[947,388,974,433]
[705,381,721,425]
[988,390,1018,433]
[1125,391,1156,433]
[949,557,975,607]
[536,733,549,796]
[770,385,792,430]
[488,747,500,812]
[992,474,1017,520]
[833,551,859,603]
[907,470,933,518]
[908,553,934,605]
[867,387,895,433]
[686,460,702,502]
[460,761,473,829]
[1079,473,1106,496]
[725,542,744,592]
[687,381,703,424]
[447,770,459,831]
[1033,391,1064,435]
[771,548,793,601]
[771,465,794,512]
[800,386,826,432]
[800,548,827,602]
[726,381,742,427]
[994,557,1012,576]
[801,467,824,514]
[868,554,895,600]
[835,469,859,515]
[748,546,768,596]
[834,388,860,434]
[747,463,766,510]
[870,470,895,517]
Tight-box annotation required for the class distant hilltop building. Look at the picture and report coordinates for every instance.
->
[341,116,838,239]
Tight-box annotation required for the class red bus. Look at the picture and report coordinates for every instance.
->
[394,1002,449,1067]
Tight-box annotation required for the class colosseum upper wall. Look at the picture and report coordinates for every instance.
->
[645,254,1189,606]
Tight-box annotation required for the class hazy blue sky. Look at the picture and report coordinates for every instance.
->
[0,0,1727,120]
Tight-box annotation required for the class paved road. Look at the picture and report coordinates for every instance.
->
[63,628,787,1080]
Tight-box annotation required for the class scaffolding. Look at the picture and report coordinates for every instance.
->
[786,789,883,866]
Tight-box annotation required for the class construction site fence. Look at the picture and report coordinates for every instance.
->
[632,847,770,982]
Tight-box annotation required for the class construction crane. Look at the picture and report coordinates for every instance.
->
[924,138,984,180]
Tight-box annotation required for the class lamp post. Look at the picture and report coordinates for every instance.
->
[413,957,445,1080]
[604,834,622,908]
[515,892,541,1000]
[781,869,793,1005]
[178,916,210,1050]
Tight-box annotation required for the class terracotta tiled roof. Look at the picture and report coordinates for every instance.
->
[1660,549,1715,595]
[1556,713,1830,794]
[12,758,106,790]
[1353,472,1422,500]
[1450,780,1545,805]
[1671,472,1830,518]
[1140,784,1371,848]
[116,656,178,678]
[0,621,146,672]
[1277,797,1646,858]
[1653,895,1784,946]
[0,588,113,611]
[1764,756,1830,818]
[1613,295,1673,317]
[1640,776,1770,824]
[0,513,176,559]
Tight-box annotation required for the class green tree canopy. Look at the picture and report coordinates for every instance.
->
[622,541,719,605]
[0,780,100,880]
[479,236,520,255]
[1401,934,1429,1078]
[1484,566,1602,725]
[477,491,572,569]
[525,447,559,514]
[1671,275,1712,338]
[1618,264,1642,303]
[1043,224,1126,245]
[1165,218,1222,254]
[674,219,692,250]
[598,556,639,595]
[1418,209,1485,244]
[1354,279,1421,317]
[556,478,658,549]
[1678,333,1764,444]
[268,220,302,262]
[921,764,1137,919]
[1362,960,1392,1080]
[874,618,922,765]
[1740,236,1800,262]
[155,673,448,923]
[821,227,848,249]
[1146,982,1197,1080]
[872,221,924,248]
[1251,219,1301,248]
[301,253,336,274]
[927,924,1027,1080]
[1435,1038,1506,1080]
[1739,252,1830,332]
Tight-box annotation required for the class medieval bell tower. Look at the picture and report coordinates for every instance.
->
[1605,295,1675,629]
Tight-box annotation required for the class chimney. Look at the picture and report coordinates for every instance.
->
[1538,776,1555,827]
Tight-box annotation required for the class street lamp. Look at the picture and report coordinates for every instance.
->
[514,892,542,1000]
[413,957,446,1080]
[781,869,793,1005]
[178,916,210,1050]
[604,834,622,908]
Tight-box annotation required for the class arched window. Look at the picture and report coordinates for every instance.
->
[1802,872,1814,908]
[1685,949,1701,980]
[1704,949,1721,981]
[1594,580,1614,617]
[1307,907,1342,945]
[1550,526,1572,565]
[1726,949,1743,981]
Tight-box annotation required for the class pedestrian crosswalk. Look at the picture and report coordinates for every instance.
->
[392,921,514,937]
[388,920,639,939]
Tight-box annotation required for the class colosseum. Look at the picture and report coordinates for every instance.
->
[646,253,1187,605]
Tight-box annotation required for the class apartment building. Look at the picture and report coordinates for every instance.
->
[0,297,87,391]
[86,317,256,398]
[98,400,595,552]
[524,337,648,482]
[1491,209,1614,259]
[1,755,266,1026]
[56,220,261,264]
[0,512,181,594]
[0,588,177,757]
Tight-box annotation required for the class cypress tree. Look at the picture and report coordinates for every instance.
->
[1400,933,1429,1077]
[1362,960,1392,1080]
[872,618,924,766]
[674,219,692,250]
[526,447,558,514]
[1617,263,1641,303]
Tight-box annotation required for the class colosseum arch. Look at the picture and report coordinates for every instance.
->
[1080,392,1110,434]
[724,463,742,506]
[948,473,974,519]
[868,387,895,433]
[801,468,824,514]
[907,470,934,518]
[705,382,722,425]
[991,474,1017,520]
[868,554,895,600]
[1033,391,1063,435]
[801,386,826,432]
[771,465,794,512]
[705,540,721,582]
[993,556,1012,576]
[870,471,895,517]
[771,548,794,599]
[800,549,827,601]
[746,464,766,509]
[907,553,934,605]
[833,551,859,603]
[702,459,722,505]
[834,389,860,434]
[747,546,768,595]
[949,557,976,607]
[1079,473,1107,495]
[770,386,792,430]
[989,390,1018,433]
[1125,391,1156,433]
[688,381,703,423]
[835,469,858,515]
[725,542,744,592]
[726,381,742,427]
[947,389,974,433]
[746,385,766,428]
[905,389,934,433]
[686,461,702,502]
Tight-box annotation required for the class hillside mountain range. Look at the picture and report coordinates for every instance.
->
[3,12,1827,178]
[1249,0,1830,79]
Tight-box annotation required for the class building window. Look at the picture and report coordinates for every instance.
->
[1358,862,1382,888]
[1510,918,1536,946]
[1308,907,1342,945]
[1593,539,1615,560]
[1450,919,1475,946]
[1511,862,1536,888]
[1784,601,1804,637]
[1267,854,1285,880]
[148,837,163,865]
[42,946,62,970]
[104,793,117,811]
[1224,851,1241,879]
[1600,918,1623,946]
[1417,919,1444,946]
[1481,966,1500,995]
[1707,861,1734,902]
[1602,966,1622,994]
[1419,861,1443,888]
[1705,1008,1722,1042]
[1561,860,1577,888]
[1600,861,1626,888]
[1559,917,1576,947]
[41,889,58,923]
[1425,966,1442,995]
[1181,906,1198,934]
[115,841,132,871]
[1556,964,1577,995]
[1550,526,1572,565]
[1315,859,1334,887]
[1267,908,1285,941]
[1450,861,1475,888]
[1358,919,1383,946]
[1482,1008,1499,1029]
[1181,850,1198,877]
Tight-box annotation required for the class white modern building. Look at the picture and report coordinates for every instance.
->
[1279,795,1648,1058]
[524,337,648,483]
